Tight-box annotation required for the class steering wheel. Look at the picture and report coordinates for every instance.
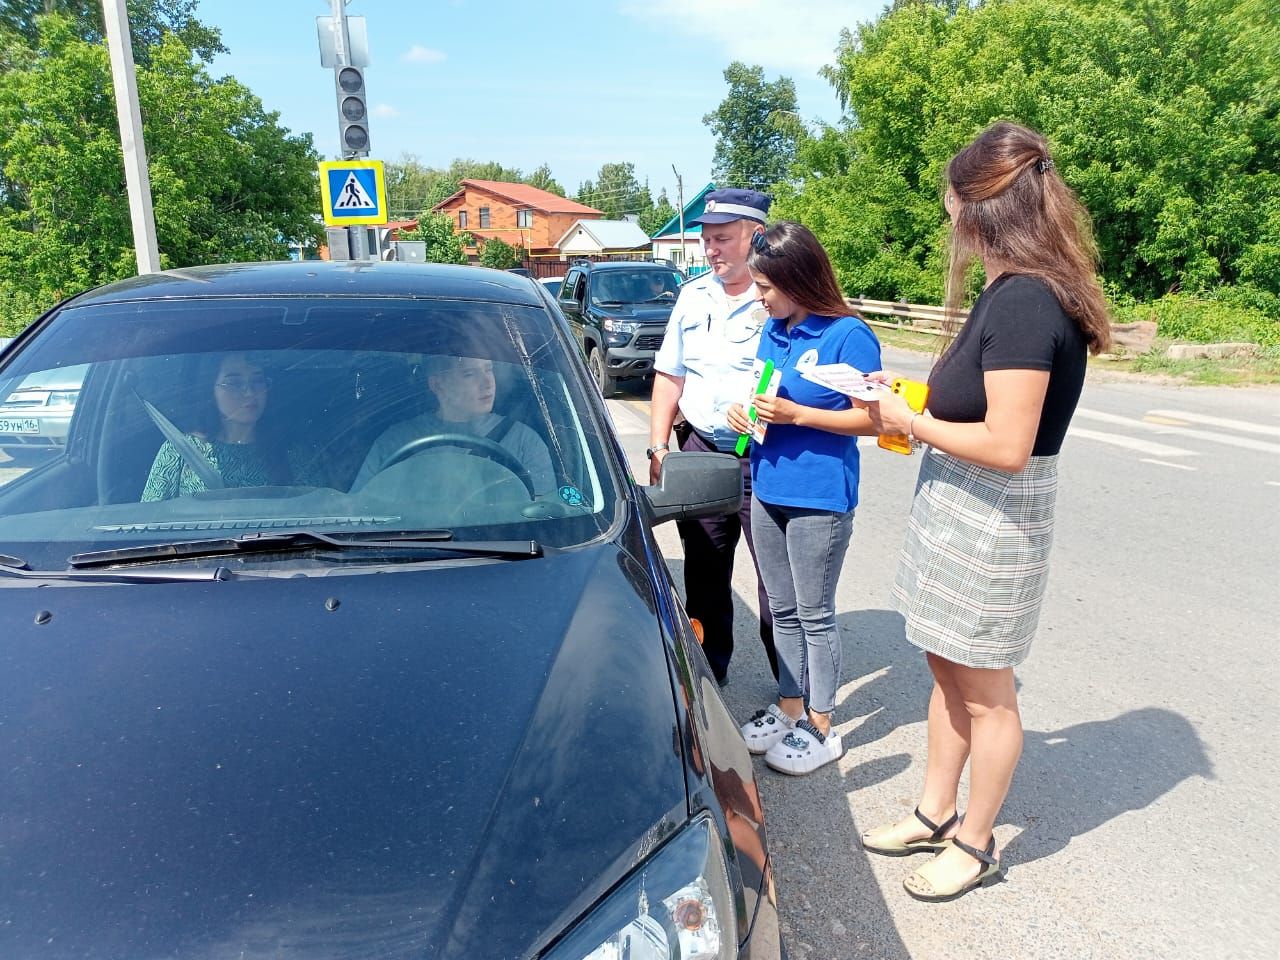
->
[374,432,536,499]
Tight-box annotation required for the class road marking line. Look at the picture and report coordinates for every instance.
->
[1067,427,1197,458]
[1146,409,1280,438]
[1075,408,1280,454]
[1139,458,1197,471]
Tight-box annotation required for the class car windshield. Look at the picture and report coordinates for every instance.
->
[0,296,622,571]
[590,270,682,306]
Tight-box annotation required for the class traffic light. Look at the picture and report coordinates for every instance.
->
[334,65,369,157]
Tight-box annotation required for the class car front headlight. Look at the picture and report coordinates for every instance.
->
[543,814,736,960]
[601,317,639,335]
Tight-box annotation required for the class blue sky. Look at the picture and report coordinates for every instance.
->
[198,0,887,209]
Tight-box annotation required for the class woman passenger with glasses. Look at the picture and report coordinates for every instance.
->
[141,352,302,500]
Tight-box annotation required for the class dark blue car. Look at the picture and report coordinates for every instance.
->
[0,262,781,959]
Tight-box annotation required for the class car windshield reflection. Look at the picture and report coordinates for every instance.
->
[0,297,619,570]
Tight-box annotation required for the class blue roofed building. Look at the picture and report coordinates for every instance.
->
[649,183,715,274]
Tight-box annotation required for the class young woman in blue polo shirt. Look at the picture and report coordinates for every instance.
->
[726,221,882,776]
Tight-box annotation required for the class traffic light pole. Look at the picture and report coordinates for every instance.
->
[330,0,369,261]
[102,0,161,274]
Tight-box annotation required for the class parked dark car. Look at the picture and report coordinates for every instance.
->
[0,262,780,960]
[556,260,684,397]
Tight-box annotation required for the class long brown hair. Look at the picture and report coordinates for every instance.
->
[945,121,1111,354]
[746,220,856,320]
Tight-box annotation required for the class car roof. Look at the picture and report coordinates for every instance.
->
[66,261,544,308]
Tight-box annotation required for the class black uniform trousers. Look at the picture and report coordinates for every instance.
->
[674,422,778,683]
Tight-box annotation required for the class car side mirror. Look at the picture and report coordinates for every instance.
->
[640,452,742,525]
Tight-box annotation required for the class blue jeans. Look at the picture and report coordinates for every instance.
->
[750,495,854,715]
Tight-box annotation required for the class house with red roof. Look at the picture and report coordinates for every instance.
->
[431,179,603,257]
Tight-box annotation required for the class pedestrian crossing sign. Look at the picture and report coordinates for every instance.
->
[319,159,387,225]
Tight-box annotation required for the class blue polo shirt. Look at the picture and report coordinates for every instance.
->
[751,313,882,513]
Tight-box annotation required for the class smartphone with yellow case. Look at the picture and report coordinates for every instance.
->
[877,378,930,455]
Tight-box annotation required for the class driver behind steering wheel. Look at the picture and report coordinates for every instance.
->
[351,355,555,498]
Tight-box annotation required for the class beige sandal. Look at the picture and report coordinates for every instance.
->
[903,835,1003,903]
[862,806,959,856]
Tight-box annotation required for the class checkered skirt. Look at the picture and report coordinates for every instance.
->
[892,447,1059,669]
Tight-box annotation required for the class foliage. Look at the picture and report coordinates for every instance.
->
[526,163,565,197]
[576,162,653,220]
[1111,294,1280,347]
[385,157,563,219]
[478,236,521,270]
[783,0,1280,325]
[702,62,800,191]
[0,15,320,323]
[397,212,467,264]
[0,0,225,64]
[639,189,677,236]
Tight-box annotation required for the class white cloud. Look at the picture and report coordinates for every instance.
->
[618,0,876,75]
[401,44,447,64]
[373,103,400,119]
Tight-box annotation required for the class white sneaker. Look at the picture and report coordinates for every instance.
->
[764,719,843,775]
[740,704,799,755]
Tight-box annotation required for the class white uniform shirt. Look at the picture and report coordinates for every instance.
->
[654,273,770,450]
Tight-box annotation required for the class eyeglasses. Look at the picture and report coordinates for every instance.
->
[750,231,771,254]
[215,376,271,394]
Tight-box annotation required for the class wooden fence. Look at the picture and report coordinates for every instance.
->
[846,297,968,336]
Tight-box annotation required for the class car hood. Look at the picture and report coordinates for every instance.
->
[0,541,688,958]
[593,303,673,322]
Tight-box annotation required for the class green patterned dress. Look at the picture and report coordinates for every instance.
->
[141,437,317,501]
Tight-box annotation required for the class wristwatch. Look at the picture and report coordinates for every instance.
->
[645,442,670,460]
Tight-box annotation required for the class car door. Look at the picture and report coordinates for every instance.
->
[557,269,586,354]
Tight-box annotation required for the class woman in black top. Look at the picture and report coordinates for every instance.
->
[858,122,1111,902]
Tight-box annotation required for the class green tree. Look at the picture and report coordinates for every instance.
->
[526,163,565,197]
[576,162,650,219]
[0,15,319,329]
[385,157,566,219]
[639,189,677,236]
[478,237,521,270]
[702,62,800,190]
[782,0,1280,314]
[398,211,467,264]
[0,0,225,64]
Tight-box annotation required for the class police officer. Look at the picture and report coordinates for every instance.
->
[648,188,777,684]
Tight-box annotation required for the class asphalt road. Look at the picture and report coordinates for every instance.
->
[606,347,1280,960]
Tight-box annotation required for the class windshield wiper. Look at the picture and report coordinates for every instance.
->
[67,530,543,568]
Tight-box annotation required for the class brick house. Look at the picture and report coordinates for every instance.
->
[431,179,603,257]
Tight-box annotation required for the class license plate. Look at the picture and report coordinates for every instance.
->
[0,418,39,434]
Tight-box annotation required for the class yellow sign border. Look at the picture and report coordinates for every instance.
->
[319,159,388,226]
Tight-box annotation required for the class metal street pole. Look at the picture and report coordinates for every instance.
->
[330,0,368,261]
[671,164,684,270]
[101,0,160,274]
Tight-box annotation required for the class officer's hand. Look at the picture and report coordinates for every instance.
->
[752,395,801,426]
[726,402,753,435]
[648,448,668,485]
